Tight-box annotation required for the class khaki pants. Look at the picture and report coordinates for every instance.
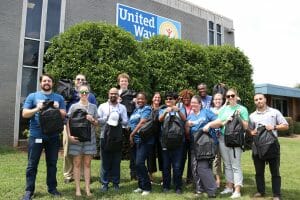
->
[63,126,73,180]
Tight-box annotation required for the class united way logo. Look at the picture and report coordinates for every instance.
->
[117,4,181,41]
[159,21,179,39]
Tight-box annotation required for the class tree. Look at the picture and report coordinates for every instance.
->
[44,22,150,103]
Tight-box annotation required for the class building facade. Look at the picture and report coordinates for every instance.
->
[0,0,235,146]
[255,84,300,121]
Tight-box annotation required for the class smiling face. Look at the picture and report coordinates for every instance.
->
[190,96,201,113]
[75,74,86,89]
[78,85,89,100]
[197,84,207,97]
[136,93,146,107]
[109,88,119,103]
[226,89,238,106]
[119,77,129,90]
[40,75,53,92]
[152,93,161,107]
[213,93,223,108]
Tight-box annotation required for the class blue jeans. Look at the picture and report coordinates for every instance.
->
[162,145,183,190]
[25,136,60,193]
[133,143,153,191]
[100,139,121,185]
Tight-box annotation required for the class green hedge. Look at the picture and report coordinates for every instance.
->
[44,22,255,109]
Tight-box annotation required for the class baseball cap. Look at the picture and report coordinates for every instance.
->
[107,112,119,126]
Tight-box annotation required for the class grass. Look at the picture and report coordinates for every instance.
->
[1,137,300,199]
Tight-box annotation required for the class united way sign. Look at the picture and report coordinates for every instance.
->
[116,4,181,41]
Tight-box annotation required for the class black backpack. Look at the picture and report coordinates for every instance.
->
[139,109,160,141]
[224,111,245,148]
[254,126,280,160]
[56,79,74,102]
[120,89,136,115]
[69,109,91,142]
[212,83,228,96]
[193,129,216,160]
[161,114,184,150]
[39,100,64,135]
[224,110,245,157]
[103,117,123,152]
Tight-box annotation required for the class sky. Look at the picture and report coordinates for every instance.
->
[185,0,300,87]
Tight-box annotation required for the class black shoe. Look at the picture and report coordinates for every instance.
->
[100,184,108,192]
[22,191,33,200]
[48,189,61,197]
[208,194,217,198]
[175,189,182,194]
[113,184,120,191]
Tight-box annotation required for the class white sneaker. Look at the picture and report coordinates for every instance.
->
[133,188,143,193]
[230,192,241,199]
[220,187,233,194]
[141,191,150,196]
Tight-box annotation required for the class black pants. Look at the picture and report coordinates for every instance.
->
[147,135,163,173]
[252,154,281,197]
[180,141,192,182]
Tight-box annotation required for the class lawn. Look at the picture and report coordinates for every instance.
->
[1,137,299,200]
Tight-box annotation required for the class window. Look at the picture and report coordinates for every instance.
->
[208,21,214,45]
[45,0,62,41]
[216,24,222,45]
[272,98,288,116]
[17,0,65,140]
[208,21,223,46]
[25,0,43,39]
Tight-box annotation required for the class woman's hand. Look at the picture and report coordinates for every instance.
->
[69,135,80,143]
[186,120,193,127]
[129,133,135,146]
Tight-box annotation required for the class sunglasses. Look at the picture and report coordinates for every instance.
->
[79,90,89,95]
[76,78,85,81]
[166,98,174,101]
[226,94,235,98]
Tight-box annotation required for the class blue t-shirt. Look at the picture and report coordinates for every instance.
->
[23,91,66,138]
[187,108,217,142]
[129,105,152,144]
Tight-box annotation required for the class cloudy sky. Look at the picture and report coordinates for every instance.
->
[185,0,300,87]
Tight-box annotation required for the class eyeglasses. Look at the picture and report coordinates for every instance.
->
[166,98,174,101]
[76,78,85,82]
[226,94,235,99]
[79,90,89,95]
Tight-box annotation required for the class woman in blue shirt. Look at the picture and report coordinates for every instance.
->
[129,92,153,196]
[185,95,217,198]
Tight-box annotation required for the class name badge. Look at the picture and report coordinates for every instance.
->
[35,138,43,143]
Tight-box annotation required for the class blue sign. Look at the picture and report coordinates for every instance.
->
[116,4,181,41]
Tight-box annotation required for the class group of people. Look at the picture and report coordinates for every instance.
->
[21,73,288,200]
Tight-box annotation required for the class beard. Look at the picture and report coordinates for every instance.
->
[110,96,117,103]
[41,84,52,92]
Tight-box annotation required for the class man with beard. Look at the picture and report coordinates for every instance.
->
[197,83,212,109]
[248,93,288,200]
[22,74,66,200]
[97,88,128,192]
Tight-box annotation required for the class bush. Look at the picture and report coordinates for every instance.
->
[293,121,300,134]
[44,22,150,103]
[44,22,255,110]
[278,117,294,136]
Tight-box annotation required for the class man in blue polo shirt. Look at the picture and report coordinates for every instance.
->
[22,74,66,200]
